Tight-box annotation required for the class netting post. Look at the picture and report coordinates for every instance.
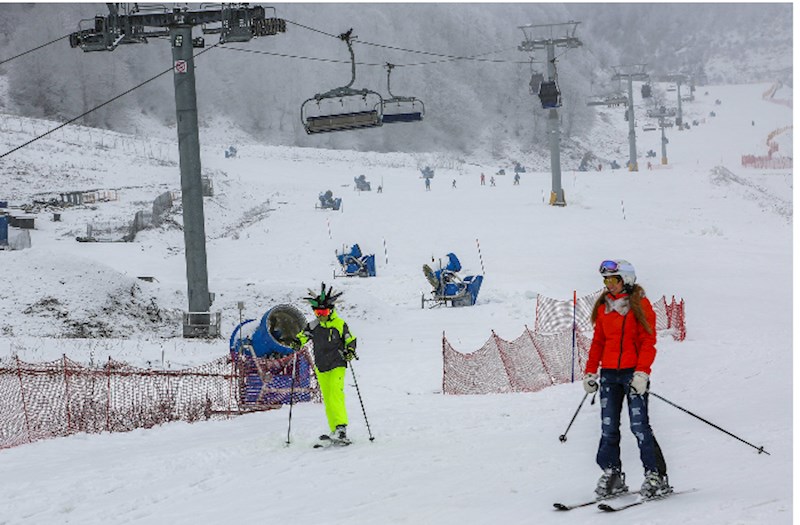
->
[63,354,71,433]
[525,324,555,386]
[15,355,32,443]
[106,356,111,432]
[227,353,236,418]
[492,330,518,391]
[571,290,577,383]
[441,331,446,394]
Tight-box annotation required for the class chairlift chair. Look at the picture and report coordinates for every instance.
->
[301,29,384,134]
[380,63,425,124]
[219,5,256,43]
[538,80,562,109]
[529,72,545,95]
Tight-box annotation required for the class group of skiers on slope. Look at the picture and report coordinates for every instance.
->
[289,258,670,497]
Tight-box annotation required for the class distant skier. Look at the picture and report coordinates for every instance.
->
[425,178,431,191]
[295,283,358,446]
[513,173,520,185]
[452,179,457,189]
[583,260,671,500]
[480,173,486,185]
[490,176,496,187]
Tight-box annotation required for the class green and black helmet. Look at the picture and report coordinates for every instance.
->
[305,282,343,310]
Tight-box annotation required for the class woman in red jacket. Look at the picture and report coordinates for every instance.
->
[583,260,671,500]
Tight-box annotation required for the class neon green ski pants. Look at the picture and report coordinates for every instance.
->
[315,366,348,432]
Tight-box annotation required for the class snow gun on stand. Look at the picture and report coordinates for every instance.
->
[316,190,342,211]
[334,243,376,278]
[421,252,483,308]
[353,175,371,191]
[230,305,313,410]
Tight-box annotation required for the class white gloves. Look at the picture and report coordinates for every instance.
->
[630,371,650,395]
[583,373,599,394]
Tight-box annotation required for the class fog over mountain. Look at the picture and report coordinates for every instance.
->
[0,3,791,158]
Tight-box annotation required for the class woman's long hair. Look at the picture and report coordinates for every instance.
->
[590,284,653,334]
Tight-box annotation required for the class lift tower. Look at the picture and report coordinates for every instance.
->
[69,3,286,337]
[518,21,581,206]
[611,64,648,171]
[659,74,689,128]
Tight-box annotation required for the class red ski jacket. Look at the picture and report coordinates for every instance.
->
[585,292,657,375]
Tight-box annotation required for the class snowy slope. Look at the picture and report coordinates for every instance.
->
[0,82,793,524]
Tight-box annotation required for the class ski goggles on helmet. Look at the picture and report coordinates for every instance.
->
[599,260,619,275]
[313,307,331,317]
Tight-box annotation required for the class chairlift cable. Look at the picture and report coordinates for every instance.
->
[217,45,385,67]
[285,19,523,65]
[219,43,527,68]
[0,33,71,67]
[0,43,220,160]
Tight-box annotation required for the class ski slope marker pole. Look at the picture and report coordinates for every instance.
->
[476,238,486,275]
[650,392,769,455]
[571,290,576,383]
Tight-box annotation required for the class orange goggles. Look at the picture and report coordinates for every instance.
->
[313,308,331,317]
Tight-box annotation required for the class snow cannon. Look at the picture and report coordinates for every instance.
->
[354,175,371,191]
[421,252,483,308]
[230,304,313,407]
[230,304,307,357]
[335,243,376,278]
[317,190,342,211]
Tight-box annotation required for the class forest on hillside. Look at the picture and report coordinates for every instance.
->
[0,3,791,155]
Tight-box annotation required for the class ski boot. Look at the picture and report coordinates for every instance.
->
[330,425,351,445]
[640,471,672,499]
[595,468,629,499]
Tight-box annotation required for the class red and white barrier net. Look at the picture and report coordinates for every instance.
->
[0,348,320,450]
[443,292,685,395]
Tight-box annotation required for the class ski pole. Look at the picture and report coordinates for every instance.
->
[285,351,299,446]
[349,363,375,442]
[650,391,770,455]
[559,391,596,443]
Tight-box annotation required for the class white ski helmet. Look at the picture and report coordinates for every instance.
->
[599,259,636,287]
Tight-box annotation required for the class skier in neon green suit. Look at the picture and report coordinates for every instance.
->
[296,283,357,445]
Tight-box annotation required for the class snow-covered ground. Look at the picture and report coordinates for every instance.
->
[0,81,793,524]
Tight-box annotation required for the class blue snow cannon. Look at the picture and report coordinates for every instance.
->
[317,190,342,211]
[422,252,483,308]
[335,243,376,278]
[230,304,313,406]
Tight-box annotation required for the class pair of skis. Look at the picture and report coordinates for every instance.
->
[554,488,694,512]
[313,434,352,449]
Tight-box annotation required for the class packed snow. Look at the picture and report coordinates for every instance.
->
[0,81,792,524]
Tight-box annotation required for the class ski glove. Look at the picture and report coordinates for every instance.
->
[630,371,650,395]
[583,373,599,394]
[342,346,357,362]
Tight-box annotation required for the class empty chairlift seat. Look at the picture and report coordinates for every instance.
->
[380,63,425,124]
[301,31,385,134]
[305,108,382,134]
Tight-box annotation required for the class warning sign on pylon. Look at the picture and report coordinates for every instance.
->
[174,60,188,74]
